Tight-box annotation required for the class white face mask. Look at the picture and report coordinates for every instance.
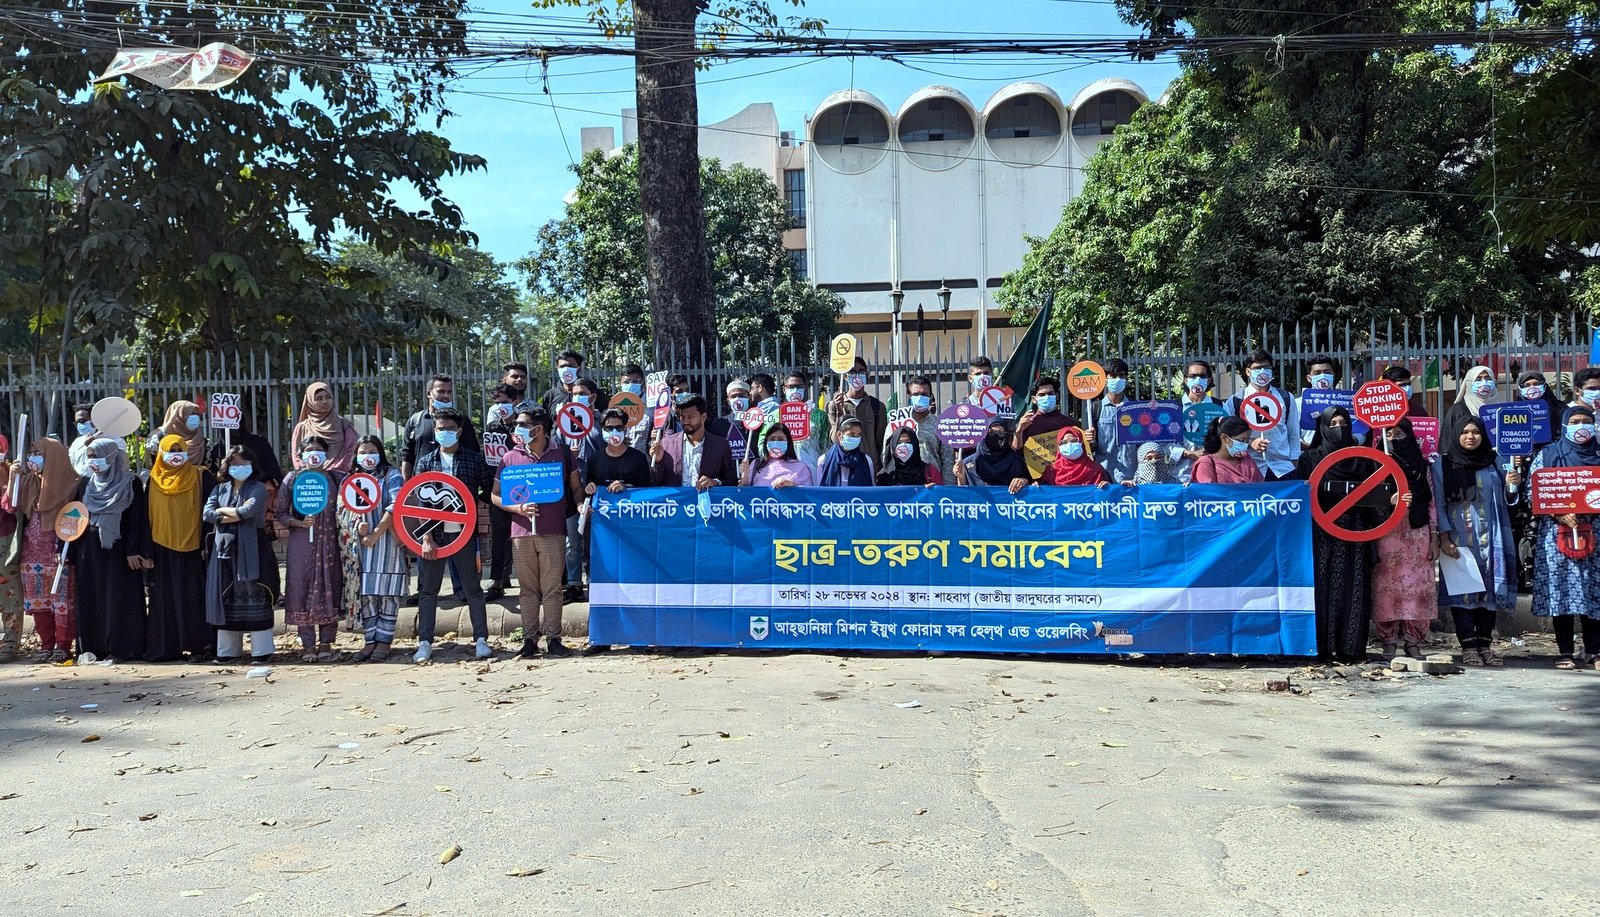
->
[357,453,380,470]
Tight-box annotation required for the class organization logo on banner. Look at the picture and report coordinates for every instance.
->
[749,616,770,641]
[1093,622,1133,646]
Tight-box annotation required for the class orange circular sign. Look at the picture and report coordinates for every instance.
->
[1066,361,1106,400]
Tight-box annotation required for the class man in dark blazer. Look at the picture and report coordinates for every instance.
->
[649,395,738,489]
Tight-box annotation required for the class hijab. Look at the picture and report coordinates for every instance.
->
[1537,405,1600,469]
[18,438,78,523]
[1297,408,1367,482]
[1047,427,1104,486]
[1518,371,1567,425]
[82,438,136,549]
[149,433,203,552]
[882,432,928,485]
[818,434,875,487]
[1453,364,1496,419]
[159,400,207,464]
[1440,413,1496,503]
[973,423,1025,485]
[1386,418,1433,529]
[295,381,353,469]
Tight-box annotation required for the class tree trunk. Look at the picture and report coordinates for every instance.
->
[633,0,715,364]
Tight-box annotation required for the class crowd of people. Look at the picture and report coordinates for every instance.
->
[0,347,1595,670]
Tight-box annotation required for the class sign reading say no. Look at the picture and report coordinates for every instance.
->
[210,392,242,430]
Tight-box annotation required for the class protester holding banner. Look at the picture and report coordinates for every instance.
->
[483,383,520,600]
[1164,360,1223,483]
[712,378,751,447]
[650,396,738,490]
[1192,417,1264,484]
[290,381,358,472]
[782,370,824,473]
[1091,360,1140,484]
[1133,443,1180,484]
[71,438,150,663]
[955,420,1028,492]
[10,439,79,661]
[878,427,943,487]
[817,416,877,487]
[411,408,494,662]
[1443,364,1498,432]
[828,358,888,460]
[1297,409,1378,660]
[1225,351,1300,480]
[346,437,408,663]
[1433,414,1519,666]
[1370,419,1439,659]
[203,447,275,665]
[1299,356,1341,446]
[146,400,207,467]
[0,447,22,663]
[494,408,578,659]
[401,374,480,479]
[1040,426,1108,487]
[1013,377,1082,474]
[1517,371,1567,425]
[742,422,814,488]
[277,436,345,662]
[68,403,101,475]
[585,409,651,493]
[1528,405,1600,670]
[147,432,210,663]
[617,363,651,450]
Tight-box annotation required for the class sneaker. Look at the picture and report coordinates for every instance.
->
[413,641,433,664]
[475,638,492,659]
[545,636,571,658]
[518,639,540,659]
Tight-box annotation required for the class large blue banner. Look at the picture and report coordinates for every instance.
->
[589,483,1316,656]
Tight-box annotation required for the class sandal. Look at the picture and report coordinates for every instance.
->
[1555,656,1578,671]
[315,644,337,663]
[300,651,318,663]
[1463,650,1485,667]
[1480,648,1505,667]
[47,648,67,663]
[353,644,376,663]
[1380,641,1398,658]
[1403,643,1426,660]
[370,647,391,663]
[33,649,52,663]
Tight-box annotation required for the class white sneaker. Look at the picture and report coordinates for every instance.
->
[413,641,432,664]
[474,638,492,659]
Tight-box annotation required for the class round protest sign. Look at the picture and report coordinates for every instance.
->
[90,397,142,438]
[1351,380,1409,430]
[779,401,811,439]
[393,471,479,558]
[739,407,767,431]
[935,403,992,449]
[607,391,646,428]
[1066,361,1106,400]
[291,470,331,516]
[54,502,90,542]
[339,472,382,515]
[1240,390,1284,432]
[557,402,595,439]
[974,385,1007,416]
[1306,446,1409,543]
[1182,403,1227,446]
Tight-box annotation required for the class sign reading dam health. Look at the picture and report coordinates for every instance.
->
[589,484,1316,656]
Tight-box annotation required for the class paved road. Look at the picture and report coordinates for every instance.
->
[2,640,1596,916]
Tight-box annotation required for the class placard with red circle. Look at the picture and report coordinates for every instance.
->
[339,472,382,515]
[779,401,811,439]
[1351,380,1409,430]
[1306,446,1409,543]
[974,386,1007,416]
[557,402,595,439]
[607,391,646,428]
[739,407,767,431]
[393,471,479,558]
[1240,391,1285,431]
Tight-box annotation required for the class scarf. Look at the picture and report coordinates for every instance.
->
[149,433,202,552]
[973,428,1025,485]
[1518,372,1568,427]
[818,443,874,487]
[295,381,352,468]
[1297,408,1367,483]
[1454,364,1495,419]
[883,436,928,486]
[1047,427,1104,486]
[1440,413,1496,503]
[17,438,77,524]
[1537,405,1600,469]
[159,400,207,464]
[1387,418,1433,529]
[82,438,136,549]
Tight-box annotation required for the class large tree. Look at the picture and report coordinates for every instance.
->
[332,241,530,351]
[520,146,842,350]
[0,1,485,354]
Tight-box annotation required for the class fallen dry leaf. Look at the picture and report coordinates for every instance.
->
[138,813,158,822]
[1297,868,1310,877]
[434,785,453,793]
[506,867,546,878]
[82,734,101,743]
[912,808,928,816]
[683,787,703,797]
[440,844,462,865]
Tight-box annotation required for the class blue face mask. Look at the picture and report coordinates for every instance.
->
[357,453,380,470]
[489,403,512,422]
[1521,383,1546,401]
[729,396,750,413]
[435,429,460,449]
[622,382,644,396]
[1186,375,1209,390]
[840,434,862,451]
[88,456,110,473]
[185,414,201,431]
[26,455,43,472]
[431,398,453,411]
[1250,368,1273,387]
[1105,378,1127,396]
[302,451,326,468]
[558,365,580,385]
[1310,373,1334,389]
[1582,389,1600,407]
[573,394,591,407]
[1036,394,1058,412]
[784,387,806,403]
[1567,423,1596,445]
[603,429,626,446]
[1471,379,1495,398]
[1401,383,1413,397]
[910,394,931,411]
[228,464,253,480]
[77,422,94,438]
[673,392,692,406]
[1060,441,1084,460]
[1227,439,1251,458]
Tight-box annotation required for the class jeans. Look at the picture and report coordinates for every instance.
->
[416,551,488,642]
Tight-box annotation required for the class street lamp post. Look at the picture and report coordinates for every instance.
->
[890,287,905,393]
[937,279,952,333]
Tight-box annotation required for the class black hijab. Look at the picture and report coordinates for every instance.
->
[973,423,1025,485]
[1297,408,1368,482]
[881,431,929,485]
[1386,417,1433,529]
[1518,371,1567,428]
[1440,413,1496,503]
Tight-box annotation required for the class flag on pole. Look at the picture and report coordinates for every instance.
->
[997,292,1055,417]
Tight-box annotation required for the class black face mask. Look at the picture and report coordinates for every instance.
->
[983,433,1006,451]
[1324,426,1354,448]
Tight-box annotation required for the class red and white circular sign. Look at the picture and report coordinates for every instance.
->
[339,472,382,515]
[393,471,480,558]
[1352,380,1409,430]
[974,385,1007,416]
[740,407,767,431]
[1307,446,1409,543]
[557,402,595,439]
[779,402,811,439]
[1240,391,1284,431]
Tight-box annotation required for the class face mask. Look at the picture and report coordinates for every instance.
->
[514,426,534,443]
[729,396,750,413]
[894,443,914,462]
[185,414,201,431]
[573,394,591,407]
[1060,441,1084,460]
[673,392,692,406]
[1521,383,1546,401]
[162,452,186,467]
[622,382,643,396]
[1249,368,1273,387]
[357,453,380,470]
[1105,378,1127,396]
[26,455,44,472]
[302,451,326,468]
[489,403,512,422]
[971,374,993,390]
[1186,375,1209,391]
[435,429,459,449]
[1226,439,1250,458]
[1325,425,1353,446]
[984,433,1006,451]
[840,434,862,451]
[847,374,866,392]
[767,441,788,459]
[1582,389,1600,407]
[603,429,625,446]
[77,422,94,438]
[1471,379,1495,398]
[88,456,110,473]
[558,366,580,385]
[229,464,253,480]
[431,398,453,411]
[1400,383,1413,397]
[1567,423,1596,445]
[1310,373,1334,389]
[784,387,806,403]
[1036,394,1058,412]
[910,394,931,411]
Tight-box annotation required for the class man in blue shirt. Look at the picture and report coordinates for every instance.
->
[1223,350,1300,480]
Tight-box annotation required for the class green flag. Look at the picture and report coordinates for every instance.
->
[1423,358,1441,390]
[997,292,1055,417]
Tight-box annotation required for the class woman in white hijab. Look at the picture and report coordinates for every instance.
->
[1445,364,1498,432]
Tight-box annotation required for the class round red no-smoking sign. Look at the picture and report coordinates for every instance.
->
[340,472,382,515]
[1307,446,1409,543]
[393,471,479,558]
[1240,390,1284,431]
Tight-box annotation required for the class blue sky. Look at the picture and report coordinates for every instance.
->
[434,0,1180,264]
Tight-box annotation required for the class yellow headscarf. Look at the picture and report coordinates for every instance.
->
[148,433,201,552]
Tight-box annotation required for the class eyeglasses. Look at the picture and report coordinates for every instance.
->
[602,427,626,434]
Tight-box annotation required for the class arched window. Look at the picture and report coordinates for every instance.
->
[898,98,975,143]
[1071,90,1139,137]
[984,94,1061,140]
[812,103,890,146]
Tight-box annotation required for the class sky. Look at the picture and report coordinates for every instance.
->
[425,0,1181,265]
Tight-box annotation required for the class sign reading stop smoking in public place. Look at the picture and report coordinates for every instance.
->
[1351,380,1408,430]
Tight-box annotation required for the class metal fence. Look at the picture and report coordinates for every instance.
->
[3,311,1594,461]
